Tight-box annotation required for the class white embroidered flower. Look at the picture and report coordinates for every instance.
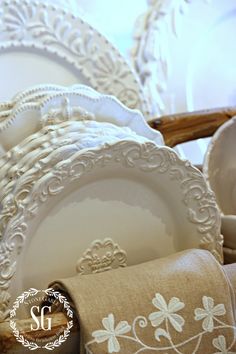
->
[212,335,235,354]
[92,313,131,353]
[148,293,185,332]
[194,296,226,332]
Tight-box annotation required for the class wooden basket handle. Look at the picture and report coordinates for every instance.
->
[149,107,236,147]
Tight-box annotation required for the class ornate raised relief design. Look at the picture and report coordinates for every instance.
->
[0,0,149,116]
[0,85,99,132]
[40,97,95,126]
[131,0,209,116]
[0,141,222,321]
[0,120,148,200]
[11,84,98,107]
[76,238,127,275]
[0,88,164,153]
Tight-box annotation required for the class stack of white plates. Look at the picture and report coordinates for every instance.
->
[0,84,223,321]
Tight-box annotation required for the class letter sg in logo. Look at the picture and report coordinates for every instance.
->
[30,305,52,331]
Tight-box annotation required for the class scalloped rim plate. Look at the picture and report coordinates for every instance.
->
[0,88,164,155]
[0,140,222,320]
[0,120,149,200]
[0,0,150,114]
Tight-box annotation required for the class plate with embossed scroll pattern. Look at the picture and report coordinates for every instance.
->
[0,120,149,203]
[0,83,100,118]
[0,140,222,320]
[0,0,150,115]
[0,88,164,157]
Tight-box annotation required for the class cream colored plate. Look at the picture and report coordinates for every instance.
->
[203,118,236,250]
[1,84,99,115]
[0,88,163,156]
[0,120,148,201]
[203,117,236,215]
[0,140,222,319]
[0,0,149,114]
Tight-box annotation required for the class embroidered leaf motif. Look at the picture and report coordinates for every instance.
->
[149,293,185,332]
[154,328,170,341]
[86,293,236,353]
[92,313,131,353]
[194,296,226,332]
[212,335,235,354]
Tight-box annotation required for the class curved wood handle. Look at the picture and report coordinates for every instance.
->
[149,107,236,147]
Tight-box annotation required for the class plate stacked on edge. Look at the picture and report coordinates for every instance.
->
[0,85,222,322]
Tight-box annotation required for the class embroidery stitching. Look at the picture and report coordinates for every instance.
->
[85,293,236,353]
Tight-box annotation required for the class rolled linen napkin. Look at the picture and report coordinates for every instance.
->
[50,249,236,354]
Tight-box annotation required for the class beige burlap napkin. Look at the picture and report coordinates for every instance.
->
[51,249,236,353]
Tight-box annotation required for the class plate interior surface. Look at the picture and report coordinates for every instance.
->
[14,164,203,296]
[0,49,86,101]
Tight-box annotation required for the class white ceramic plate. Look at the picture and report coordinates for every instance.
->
[0,0,149,115]
[0,84,102,127]
[0,140,222,319]
[0,120,148,201]
[0,89,163,155]
[203,117,236,215]
[0,84,99,126]
[0,119,143,172]
[12,84,99,105]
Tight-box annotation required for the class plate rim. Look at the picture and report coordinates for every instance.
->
[0,0,150,116]
[0,140,223,320]
[0,88,164,155]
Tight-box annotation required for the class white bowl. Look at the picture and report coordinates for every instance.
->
[203,117,236,215]
[203,117,236,251]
